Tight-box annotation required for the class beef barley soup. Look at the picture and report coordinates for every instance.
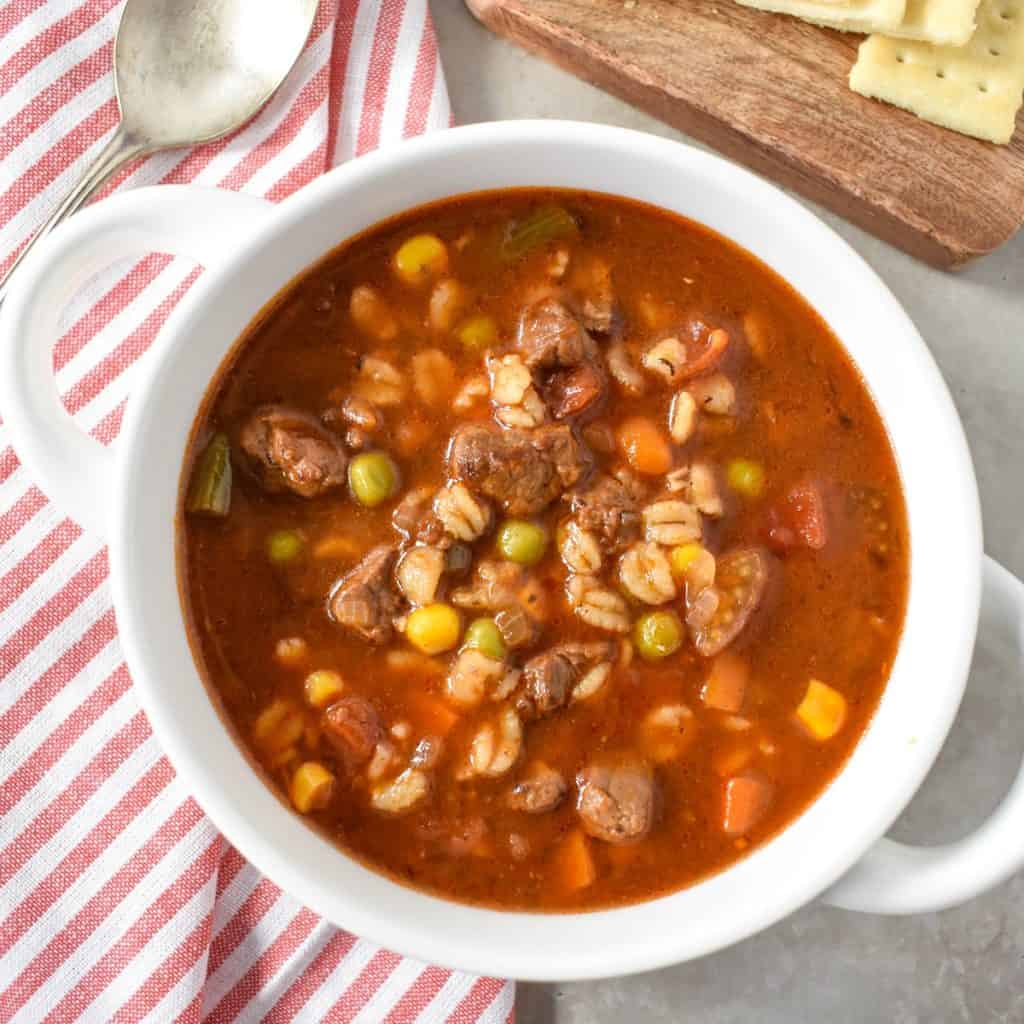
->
[178,189,908,910]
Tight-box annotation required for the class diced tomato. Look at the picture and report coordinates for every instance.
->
[764,481,827,553]
[788,482,827,548]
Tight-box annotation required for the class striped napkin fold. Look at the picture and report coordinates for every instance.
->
[0,1,515,1020]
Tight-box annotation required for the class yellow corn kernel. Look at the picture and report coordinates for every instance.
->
[394,233,448,286]
[796,679,848,741]
[274,636,308,666]
[670,543,716,591]
[405,603,461,655]
[304,670,344,709]
[290,761,335,813]
[253,698,304,753]
[727,459,765,499]
[455,314,498,351]
[670,543,703,578]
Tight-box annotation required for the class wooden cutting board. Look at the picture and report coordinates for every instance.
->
[466,0,1024,268]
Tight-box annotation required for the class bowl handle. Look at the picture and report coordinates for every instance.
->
[0,186,274,538]
[823,555,1024,914]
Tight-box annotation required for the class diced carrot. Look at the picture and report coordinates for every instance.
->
[555,829,597,891]
[409,692,460,736]
[722,774,774,836]
[713,744,754,778]
[313,535,359,560]
[702,651,749,713]
[617,416,673,476]
[795,679,848,740]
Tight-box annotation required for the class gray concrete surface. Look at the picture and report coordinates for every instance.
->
[430,2,1024,1020]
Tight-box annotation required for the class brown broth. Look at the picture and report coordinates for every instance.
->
[179,189,908,910]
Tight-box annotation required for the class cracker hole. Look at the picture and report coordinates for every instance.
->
[896,53,906,63]
[935,69,947,78]
[978,82,990,92]
[1000,9,1014,18]
[990,47,1002,55]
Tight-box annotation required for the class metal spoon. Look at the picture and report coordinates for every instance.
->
[0,0,318,301]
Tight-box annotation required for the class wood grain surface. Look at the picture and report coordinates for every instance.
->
[466,0,1024,267]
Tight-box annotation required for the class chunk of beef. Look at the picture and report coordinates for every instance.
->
[240,405,347,498]
[517,299,608,421]
[328,545,401,644]
[544,361,607,421]
[508,764,567,814]
[518,641,614,719]
[448,424,591,517]
[576,757,656,843]
[570,473,642,553]
[324,696,381,770]
[516,298,588,370]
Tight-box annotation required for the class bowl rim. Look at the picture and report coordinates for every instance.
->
[109,120,982,980]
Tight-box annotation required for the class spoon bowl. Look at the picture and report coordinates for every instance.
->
[115,0,319,148]
[0,0,318,301]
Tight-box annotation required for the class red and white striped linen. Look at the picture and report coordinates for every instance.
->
[0,1,516,1020]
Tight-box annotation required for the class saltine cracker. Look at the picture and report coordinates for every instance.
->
[850,0,1024,142]
[889,0,981,45]
[735,0,907,34]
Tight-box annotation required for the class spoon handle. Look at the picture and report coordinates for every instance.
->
[0,123,148,305]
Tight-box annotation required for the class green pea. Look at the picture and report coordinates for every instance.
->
[267,529,304,564]
[463,617,506,660]
[348,451,398,507]
[496,519,548,566]
[634,610,684,661]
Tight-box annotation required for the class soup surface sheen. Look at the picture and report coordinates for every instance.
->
[180,189,908,910]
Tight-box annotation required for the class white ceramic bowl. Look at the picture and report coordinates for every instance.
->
[3,122,1024,982]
